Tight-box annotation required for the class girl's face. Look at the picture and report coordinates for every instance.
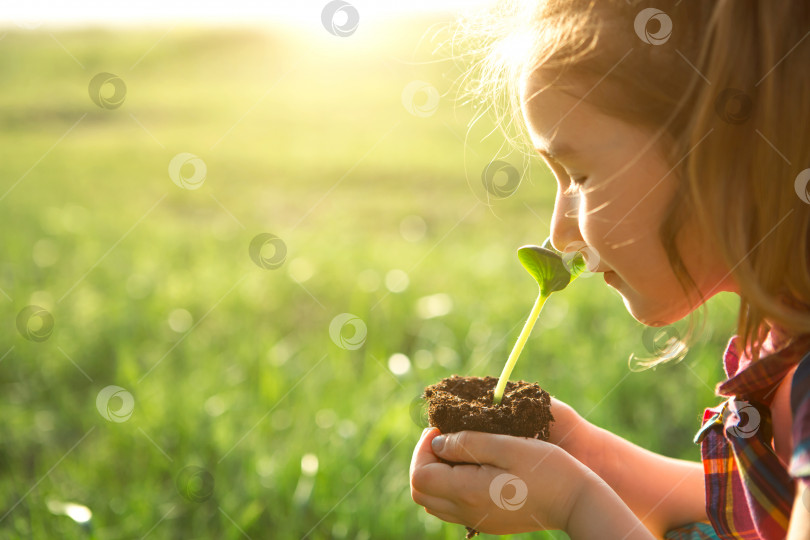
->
[520,73,736,325]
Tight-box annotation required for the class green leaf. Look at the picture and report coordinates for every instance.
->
[539,237,587,281]
[517,246,571,296]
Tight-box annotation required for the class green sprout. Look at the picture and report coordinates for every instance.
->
[492,238,587,405]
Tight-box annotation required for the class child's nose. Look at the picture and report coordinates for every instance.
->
[549,190,583,253]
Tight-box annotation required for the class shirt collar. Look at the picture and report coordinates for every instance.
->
[715,329,810,403]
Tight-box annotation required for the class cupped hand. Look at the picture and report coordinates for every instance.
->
[547,396,592,455]
[409,427,592,535]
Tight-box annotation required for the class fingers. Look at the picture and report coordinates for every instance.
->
[424,507,462,526]
[411,429,548,524]
[414,490,465,527]
[425,508,465,526]
[412,433,499,513]
[431,430,525,469]
[412,490,458,516]
[411,427,452,504]
[410,427,442,478]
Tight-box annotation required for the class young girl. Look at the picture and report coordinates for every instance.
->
[409,1,810,538]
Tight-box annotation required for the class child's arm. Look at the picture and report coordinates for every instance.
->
[410,427,657,539]
[551,399,707,537]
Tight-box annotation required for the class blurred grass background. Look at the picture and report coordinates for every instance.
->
[0,18,736,539]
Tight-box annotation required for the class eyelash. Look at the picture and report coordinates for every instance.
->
[541,154,587,192]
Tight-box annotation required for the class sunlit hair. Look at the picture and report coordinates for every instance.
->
[450,0,810,363]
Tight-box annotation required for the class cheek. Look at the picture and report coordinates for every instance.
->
[675,216,734,296]
[576,184,672,274]
[585,196,704,324]
[577,174,689,306]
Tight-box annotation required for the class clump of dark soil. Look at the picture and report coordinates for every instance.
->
[424,375,553,439]
[422,375,554,538]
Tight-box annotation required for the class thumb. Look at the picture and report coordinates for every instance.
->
[431,430,511,468]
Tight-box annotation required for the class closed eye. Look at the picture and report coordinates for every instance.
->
[539,152,588,193]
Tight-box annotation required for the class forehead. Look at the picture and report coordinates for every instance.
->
[519,70,631,159]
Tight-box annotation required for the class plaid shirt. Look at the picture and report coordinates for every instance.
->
[666,333,810,540]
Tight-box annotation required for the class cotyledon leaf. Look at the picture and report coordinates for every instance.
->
[517,246,571,296]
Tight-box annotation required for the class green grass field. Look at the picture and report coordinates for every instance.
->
[0,19,737,539]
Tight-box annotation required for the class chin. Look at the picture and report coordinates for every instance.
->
[621,295,689,327]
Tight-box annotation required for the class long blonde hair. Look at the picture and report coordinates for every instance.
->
[452,0,810,361]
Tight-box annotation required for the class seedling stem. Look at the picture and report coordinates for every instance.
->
[492,239,585,405]
[492,291,548,405]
